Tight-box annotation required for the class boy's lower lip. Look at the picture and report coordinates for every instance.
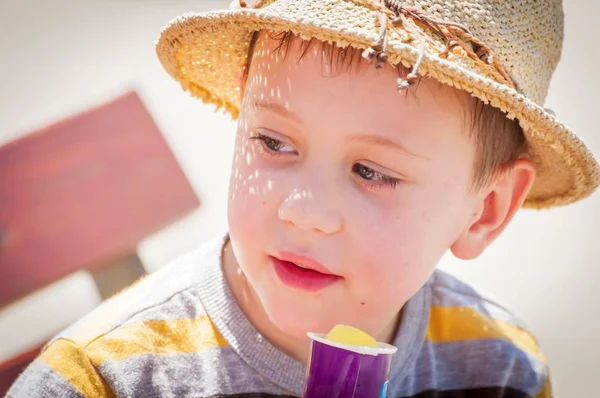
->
[271,257,342,292]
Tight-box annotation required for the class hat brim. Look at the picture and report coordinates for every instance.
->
[156,3,599,209]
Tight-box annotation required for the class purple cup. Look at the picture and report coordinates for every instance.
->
[302,332,397,398]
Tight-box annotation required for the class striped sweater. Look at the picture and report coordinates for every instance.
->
[8,234,551,398]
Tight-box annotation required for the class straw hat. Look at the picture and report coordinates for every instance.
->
[156,0,599,209]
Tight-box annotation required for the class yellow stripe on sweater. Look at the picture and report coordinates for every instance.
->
[40,339,116,398]
[536,377,552,398]
[85,315,228,363]
[426,306,546,363]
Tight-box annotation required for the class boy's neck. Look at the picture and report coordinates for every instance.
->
[221,239,402,363]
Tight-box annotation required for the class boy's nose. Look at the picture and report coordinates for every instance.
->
[278,188,343,235]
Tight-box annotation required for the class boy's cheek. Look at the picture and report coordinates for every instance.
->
[228,173,283,247]
[354,261,432,313]
[229,163,280,207]
[347,228,440,297]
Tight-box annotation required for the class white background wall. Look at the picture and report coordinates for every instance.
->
[0,1,598,396]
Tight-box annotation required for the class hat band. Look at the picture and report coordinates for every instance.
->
[240,0,517,92]
[359,0,517,91]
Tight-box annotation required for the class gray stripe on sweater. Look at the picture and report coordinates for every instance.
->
[97,346,294,398]
[6,359,85,398]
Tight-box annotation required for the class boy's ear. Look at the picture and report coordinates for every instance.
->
[451,158,536,260]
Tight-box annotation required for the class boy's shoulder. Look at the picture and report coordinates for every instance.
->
[401,270,551,397]
[427,270,539,348]
[54,237,220,348]
[8,236,234,398]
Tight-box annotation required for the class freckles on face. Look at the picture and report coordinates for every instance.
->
[227,32,479,336]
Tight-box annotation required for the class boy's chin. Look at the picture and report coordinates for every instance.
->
[262,300,334,340]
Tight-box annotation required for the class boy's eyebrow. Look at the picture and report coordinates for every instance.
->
[251,100,303,124]
[348,134,429,160]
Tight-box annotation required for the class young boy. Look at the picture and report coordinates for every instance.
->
[8,0,599,397]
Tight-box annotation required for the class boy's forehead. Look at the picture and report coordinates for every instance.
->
[244,32,474,160]
[249,32,471,110]
[247,32,470,132]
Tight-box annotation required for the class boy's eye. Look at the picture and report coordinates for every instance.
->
[353,163,400,189]
[251,133,297,154]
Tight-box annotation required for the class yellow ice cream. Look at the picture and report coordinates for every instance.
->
[325,325,377,348]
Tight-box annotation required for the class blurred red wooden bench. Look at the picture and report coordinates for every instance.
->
[0,91,200,394]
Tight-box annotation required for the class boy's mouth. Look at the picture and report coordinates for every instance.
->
[270,252,342,292]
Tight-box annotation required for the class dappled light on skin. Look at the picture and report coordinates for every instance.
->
[289,190,313,201]
[224,31,488,360]
[229,100,280,201]
[278,187,343,236]
[230,135,275,201]
[229,34,298,203]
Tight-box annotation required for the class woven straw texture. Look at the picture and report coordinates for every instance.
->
[156,0,599,208]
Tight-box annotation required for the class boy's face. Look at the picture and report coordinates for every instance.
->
[227,34,482,339]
